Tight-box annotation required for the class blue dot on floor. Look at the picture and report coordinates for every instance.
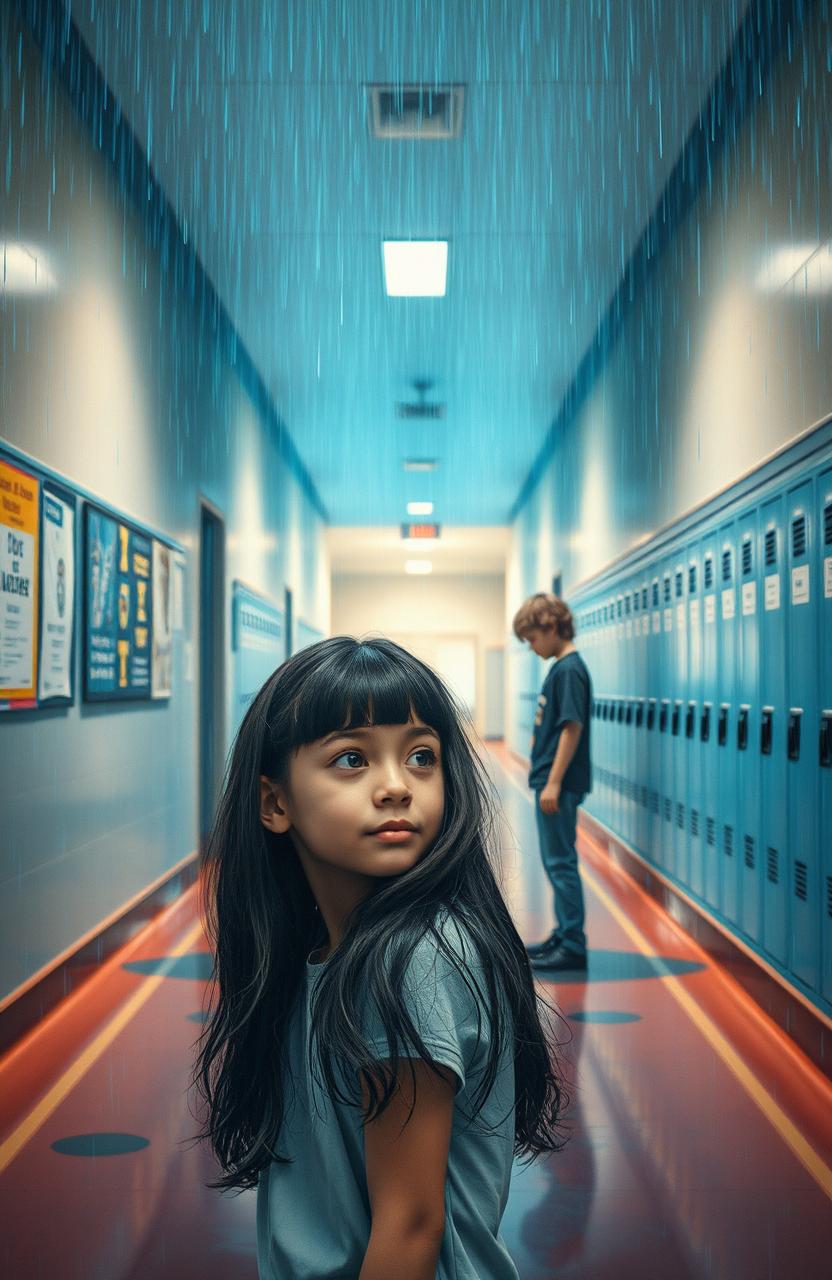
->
[122,952,212,980]
[52,1133,150,1157]
[566,1010,642,1024]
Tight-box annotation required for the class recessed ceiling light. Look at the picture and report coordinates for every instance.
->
[404,560,433,575]
[407,501,434,516]
[403,459,440,472]
[1,241,57,293]
[383,241,448,297]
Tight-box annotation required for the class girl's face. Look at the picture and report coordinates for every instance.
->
[260,718,445,881]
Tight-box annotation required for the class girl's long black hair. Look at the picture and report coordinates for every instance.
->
[191,635,567,1191]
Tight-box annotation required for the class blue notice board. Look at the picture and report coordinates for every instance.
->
[293,618,324,655]
[232,581,284,735]
[84,503,153,701]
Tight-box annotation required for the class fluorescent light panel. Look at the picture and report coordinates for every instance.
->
[383,241,448,296]
[404,559,432,575]
[403,459,439,472]
[407,501,434,516]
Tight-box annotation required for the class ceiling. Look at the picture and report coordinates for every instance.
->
[327,525,509,575]
[72,0,750,526]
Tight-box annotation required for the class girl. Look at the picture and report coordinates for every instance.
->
[192,635,566,1280]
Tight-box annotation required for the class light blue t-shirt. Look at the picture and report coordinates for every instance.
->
[256,911,520,1280]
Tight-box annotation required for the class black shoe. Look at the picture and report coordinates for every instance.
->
[531,946,588,972]
[524,930,563,959]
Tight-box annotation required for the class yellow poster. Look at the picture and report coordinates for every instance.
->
[0,457,40,703]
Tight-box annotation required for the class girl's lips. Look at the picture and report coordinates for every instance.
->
[369,829,417,843]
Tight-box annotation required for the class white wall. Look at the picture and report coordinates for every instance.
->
[331,574,505,738]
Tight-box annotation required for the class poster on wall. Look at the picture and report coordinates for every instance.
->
[152,539,172,699]
[0,456,40,708]
[84,503,153,701]
[38,486,76,703]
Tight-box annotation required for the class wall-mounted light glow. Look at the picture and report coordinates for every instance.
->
[756,242,832,294]
[404,559,432,575]
[1,241,57,294]
[406,501,434,516]
[403,458,440,472]
[383,241,447,296]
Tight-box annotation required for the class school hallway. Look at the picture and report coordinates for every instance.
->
[0,741,828,1280]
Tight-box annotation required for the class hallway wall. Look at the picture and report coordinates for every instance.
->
[0,10,330,1002]
[507,2,832,756]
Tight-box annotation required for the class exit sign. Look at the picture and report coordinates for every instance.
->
[401,522,441,540]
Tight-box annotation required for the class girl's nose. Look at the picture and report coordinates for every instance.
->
[373,772,412,804]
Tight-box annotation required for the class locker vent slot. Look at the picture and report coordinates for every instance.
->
[794,860,808,901]
[742,538,752,577]
[650,790,659,814]
[642,587,648,610]
[765,529,777,567]
[766,847,779,884]
[825,502,832,546]
[721,549,732,583]
[676,802,685,830]
[704,556,714,590]
[826,875,832,918]
[640,785,648,808]
[625,594,631,615]
[743,835,755,869]
[723,825,734,857]
[675,570,683,599]
[791,514,806,559]
[690,809,699,837]
[689,564,697,593]
[663,796,672,823]
[706,817,716,847]
[652,581,659,608]
[663,576,671,604]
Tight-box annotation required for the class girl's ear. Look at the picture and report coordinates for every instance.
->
[259,776,292,834]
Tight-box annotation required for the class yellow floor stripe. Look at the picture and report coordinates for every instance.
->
[0,919,204,1176]
[495,757,832,1200]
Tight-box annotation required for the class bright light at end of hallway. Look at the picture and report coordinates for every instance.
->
[404,559,432,574]
[383,241,448,296]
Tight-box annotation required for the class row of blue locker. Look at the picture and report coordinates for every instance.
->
[570,432,831,1013]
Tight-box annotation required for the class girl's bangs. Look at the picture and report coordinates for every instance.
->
[289,641,453,747]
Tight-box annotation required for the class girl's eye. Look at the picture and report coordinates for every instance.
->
[407,747,437,768]
[332,750,365,769]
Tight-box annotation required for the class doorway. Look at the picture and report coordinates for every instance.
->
[199,502,225,854]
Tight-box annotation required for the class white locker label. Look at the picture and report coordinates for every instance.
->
[741,582,757,616]
[664,608,673,632]
[705,595,716,624]
[652,612,660,634]
[643,615,650,636]
[721,589,736,620]
[625,619,632,638]
[689,599,700,627]
[791,564,810,605]
[825,556,832,598]
[676,603,685,629]
[764,574,780,610]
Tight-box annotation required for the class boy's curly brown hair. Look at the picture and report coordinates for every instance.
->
[512,593,575,642]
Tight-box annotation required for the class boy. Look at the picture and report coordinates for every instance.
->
[512,593,593,970]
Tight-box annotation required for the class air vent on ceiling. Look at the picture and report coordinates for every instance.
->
[368,84,464,139]
[396,401,446,419]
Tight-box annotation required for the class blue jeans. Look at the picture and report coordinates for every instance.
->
[533,788,587,956]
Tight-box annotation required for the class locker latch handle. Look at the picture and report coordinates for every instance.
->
[647,700,656,731]
[635,702,644,728]
[685,702,696,739]
[788,709,802,762]
[718,704,729,747]
[820,711,832,769]
[617,701,625,723]
[671,703,681,736]
[737,706,749,752]
[700,704,711,743]
[760,708,773,756]
[659,701,669,733]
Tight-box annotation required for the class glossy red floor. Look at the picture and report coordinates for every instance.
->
[2,746,830,1279]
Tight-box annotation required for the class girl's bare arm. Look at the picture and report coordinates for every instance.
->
[359,1058,456,1280]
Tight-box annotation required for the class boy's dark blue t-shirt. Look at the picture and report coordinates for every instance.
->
[529,650,593,794]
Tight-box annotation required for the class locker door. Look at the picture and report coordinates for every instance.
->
[657,560,675,870]
[787,477,819,992]
[819,469,832,1004]
[718,521,739,923]
[738,510,762,944]
[635,579,650,854]
[673,557,689,885]
[701,533,719,908]
[687,547,704,898]
[623,584,635,843]
[760,496,789,966]
[648,574,662,857]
